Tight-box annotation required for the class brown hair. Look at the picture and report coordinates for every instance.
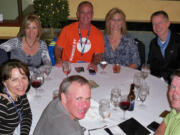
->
[105,8,127,35]
[0,59,30,92]
[17,14,42,39]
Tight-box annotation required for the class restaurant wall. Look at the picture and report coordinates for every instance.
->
[0,0,18,20]
[0,0,180,23]
[0,0,31,20]
[68,0,180,23]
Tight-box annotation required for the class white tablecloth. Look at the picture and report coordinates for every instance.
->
[27,63,170,135]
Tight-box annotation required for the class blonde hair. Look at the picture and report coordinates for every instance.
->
[17,14,42,39]
[105,8,127,35]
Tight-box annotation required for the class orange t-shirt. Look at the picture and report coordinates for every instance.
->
[56,22,104,63]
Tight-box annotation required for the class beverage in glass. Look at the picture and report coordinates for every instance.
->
[99,99,111,122]
[110,87,121,110]
[31,72,44,97]
[99,61,108,74]
[113,64,121,73]
[119,95,130,120]
[62,61,71,77]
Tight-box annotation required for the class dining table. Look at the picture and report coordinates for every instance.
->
[27,63,170,135]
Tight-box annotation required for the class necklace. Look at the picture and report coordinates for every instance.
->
[24,37,37,50]
[78,24,91,56]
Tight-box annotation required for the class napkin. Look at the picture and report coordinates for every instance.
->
[118,117,150,135]
[79,98,103,129]
[84,98,101,121]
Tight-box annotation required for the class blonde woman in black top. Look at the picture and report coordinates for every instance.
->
[0,59,32,135]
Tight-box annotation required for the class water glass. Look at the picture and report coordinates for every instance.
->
[42,65,52,80]
[133,72,143,100]
[99,99,111,122]
[110,88,121,110]
[138,82,149,107]
[52,89,59,99]
[141,64,150,80]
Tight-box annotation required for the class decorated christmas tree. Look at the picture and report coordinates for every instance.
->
[33,0,69,38]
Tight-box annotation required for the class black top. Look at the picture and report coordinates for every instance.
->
[0,94,32,135]
[148,32,180,83]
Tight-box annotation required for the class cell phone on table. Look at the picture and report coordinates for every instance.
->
[147,121,160,132]
[89,69,96,75]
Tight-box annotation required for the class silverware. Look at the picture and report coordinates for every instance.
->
[88,125,107,135]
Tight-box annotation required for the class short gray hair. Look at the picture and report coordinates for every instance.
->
[150,10,169,22]
[77,1,93,12]
[59,75,90,100]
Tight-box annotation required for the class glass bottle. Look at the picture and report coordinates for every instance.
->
[128,83,135,111]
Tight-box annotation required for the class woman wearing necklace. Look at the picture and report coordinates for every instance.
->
[0,14,52,75]
[103,8,140,69]
[0,59,32,135]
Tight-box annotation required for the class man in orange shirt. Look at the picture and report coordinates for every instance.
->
[54,1,104,71]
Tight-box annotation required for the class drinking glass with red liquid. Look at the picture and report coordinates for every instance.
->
[119,95,130,120]
[62,61,71,77]
[31,72,44,97]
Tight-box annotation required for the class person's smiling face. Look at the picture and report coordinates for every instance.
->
[62,81,91,120]
[109,13,124,33]
[77,3,93,26]
[169,76,180,112]
[25,21,39,40]
[152,14,170,40]
[3,68,29,100]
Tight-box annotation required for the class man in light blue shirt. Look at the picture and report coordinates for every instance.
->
[148,10,180,84]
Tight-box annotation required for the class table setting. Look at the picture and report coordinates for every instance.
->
[27,63,170,135]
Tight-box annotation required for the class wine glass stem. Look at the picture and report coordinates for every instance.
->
[123,111,125,120]
[141,101,144,106]
[35,88,38,97]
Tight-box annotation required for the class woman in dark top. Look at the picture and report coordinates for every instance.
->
[0,59,32,135]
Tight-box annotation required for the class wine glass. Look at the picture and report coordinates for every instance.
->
[31,72,44,97]
[41,65,52,80]
[119,95,130,120]
[62,61,71,77]
[99,99,111,123]
[110,87,121,110]
[141,64,150,80]
[99,61,108,74]
[138,82,149,108]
